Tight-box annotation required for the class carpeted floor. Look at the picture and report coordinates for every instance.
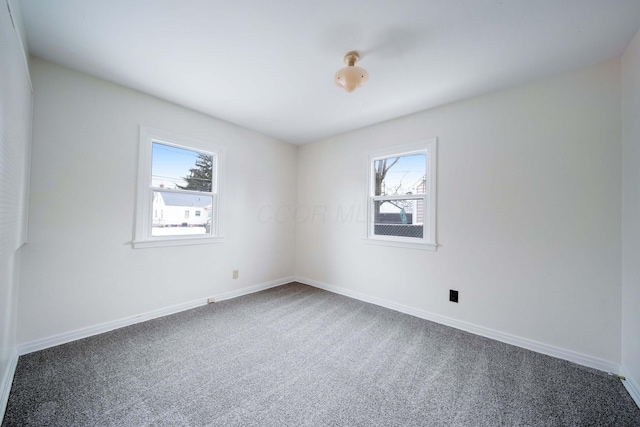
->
[3,282,639,426]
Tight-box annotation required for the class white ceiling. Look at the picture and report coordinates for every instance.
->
[18,0,640,144]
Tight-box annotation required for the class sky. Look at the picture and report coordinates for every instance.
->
[376,153,427,196]
[151,142,210,189]
[151,141,424,195]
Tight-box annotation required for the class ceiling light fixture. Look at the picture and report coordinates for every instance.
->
[334,51,369,93]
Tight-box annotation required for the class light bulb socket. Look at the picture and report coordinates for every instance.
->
[343,51,361,66]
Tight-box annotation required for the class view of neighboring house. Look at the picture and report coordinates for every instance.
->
[413,174,426,225]
[152,192,211,228]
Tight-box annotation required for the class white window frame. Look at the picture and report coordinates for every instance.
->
[133,126,225,249]
[364,138,437,251]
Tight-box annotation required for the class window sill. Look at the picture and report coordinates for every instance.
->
[133,235,224,249]
[363,237,437,251]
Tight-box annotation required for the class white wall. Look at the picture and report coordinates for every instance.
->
[622,29,640,400]
[0,0,31,418]
[297,59,622,364]
[17,57,297,345]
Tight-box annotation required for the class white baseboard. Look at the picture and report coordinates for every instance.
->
[213,276,295,302]
[17,276,294,356]
[7,276,638,412]
[296,276,621,375]
[0,351,18,423]
[620,366,640,408]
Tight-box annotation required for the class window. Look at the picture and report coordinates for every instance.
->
[365,138,437,250]
[134,126,225,248]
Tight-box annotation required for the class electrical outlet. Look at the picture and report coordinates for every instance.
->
[207,297,215,304]
[233,270,239,279]
[449,290,459,303]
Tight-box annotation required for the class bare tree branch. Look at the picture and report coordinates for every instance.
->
[375,157,400,196]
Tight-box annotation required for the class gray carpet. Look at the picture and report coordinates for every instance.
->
[3,283,639,426]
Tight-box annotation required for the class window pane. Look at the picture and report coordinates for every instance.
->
[373,153,426,196]
[151,142,214,192]
[373,198,423,238]
[151,191,213,236]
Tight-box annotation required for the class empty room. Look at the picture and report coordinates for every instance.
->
[1,0,640,425]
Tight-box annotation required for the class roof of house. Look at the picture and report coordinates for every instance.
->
[159,192,211,208]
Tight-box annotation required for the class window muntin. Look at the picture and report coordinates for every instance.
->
[366,139,437,250]
[134,126,224,248]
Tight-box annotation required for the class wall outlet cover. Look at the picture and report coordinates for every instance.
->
[449,290,459,303]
